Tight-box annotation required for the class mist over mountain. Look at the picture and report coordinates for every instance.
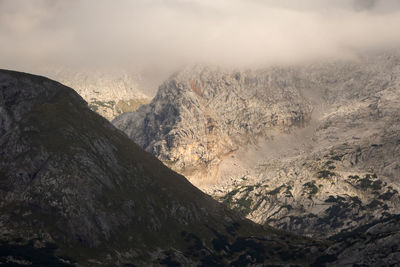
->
[1,0,400,265]
[1,0,400,73]
[114,51,400,265]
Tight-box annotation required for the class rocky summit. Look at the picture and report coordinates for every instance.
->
[0,69,331,266]
[113,65,313,187]
[113,51,400,265]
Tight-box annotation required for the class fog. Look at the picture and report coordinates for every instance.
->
[1,0,400,73]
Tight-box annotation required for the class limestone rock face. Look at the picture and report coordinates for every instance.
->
[0,69,324,266]
[113,66,313,186]
[204,52,400,243]
[113,52,400,264]
[43,68,151,120]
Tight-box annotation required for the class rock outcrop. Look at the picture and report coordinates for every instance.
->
[0,69,325,266]
[113,65,313,186]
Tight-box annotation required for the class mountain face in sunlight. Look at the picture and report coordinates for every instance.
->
[113,51,400,265]
[113,65,313,186]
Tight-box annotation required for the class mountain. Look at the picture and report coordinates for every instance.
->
[211,52,400,239]
[113,52,400,241]
[0,69,326,266]
[113,65,313,187]
[42,68,151,120]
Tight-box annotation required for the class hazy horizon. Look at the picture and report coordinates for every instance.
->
[1,0,400,73]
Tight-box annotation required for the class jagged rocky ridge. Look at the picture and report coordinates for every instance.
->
[0,69,329,266]
[211,52,400,239]
[113,65,313,186]
[113,52,400,265]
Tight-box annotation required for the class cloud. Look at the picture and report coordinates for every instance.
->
[1,0,400,72]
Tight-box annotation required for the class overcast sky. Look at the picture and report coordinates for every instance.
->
[1,0,400,72]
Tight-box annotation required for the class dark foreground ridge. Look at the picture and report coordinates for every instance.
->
[0,69,326,265]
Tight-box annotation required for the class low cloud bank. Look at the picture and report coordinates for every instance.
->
[1,0,400,72]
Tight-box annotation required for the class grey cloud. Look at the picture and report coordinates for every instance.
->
[353,0,376,11]
[0,0,400,73]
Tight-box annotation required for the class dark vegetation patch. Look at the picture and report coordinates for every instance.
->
[325,195,346,203]
[348,175,360,179]
[348,174,383,191]
[267,185,285,195]
[88,103,99,112]
[220,186,256,216]
[367,199,383,209]
[303,181,318,199]
[220,188,240,206]
[0,239,74,266]
[317,195,365,229]
[220,184,271,216]
[379,187,398,200]
[349,196,362,205]
[164,159,179,168]
[371,143,383,147]
[317,170,336,179]
[330,155,343,161]
[90,100,116,109]
[88,100,117,113]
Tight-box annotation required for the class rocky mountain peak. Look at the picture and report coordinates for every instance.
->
[114,65,313,186]
[112,52,400,265]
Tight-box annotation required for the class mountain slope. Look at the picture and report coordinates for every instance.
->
[113,65,312,187]
[313,214,400,266]
[212,52,400,238]
[0,69,323,266]
[113,52,400,242]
